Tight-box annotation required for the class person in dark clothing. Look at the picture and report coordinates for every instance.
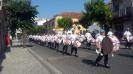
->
[71,46,78,56]
[94,30,110,68]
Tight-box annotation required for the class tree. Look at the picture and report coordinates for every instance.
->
[7,0,38,47]
[80,0,112,32]
[57,17,73,31]
[28,25,52,35]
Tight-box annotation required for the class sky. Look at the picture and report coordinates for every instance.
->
[32,0,110,19]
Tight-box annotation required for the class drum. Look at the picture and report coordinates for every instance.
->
[63,39,71,45]
[73,40,81,48]
[101,36,120,54]
[56,39,62,44]
[129,36,133,42]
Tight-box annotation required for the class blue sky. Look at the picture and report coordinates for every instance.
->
[32,0,110,19]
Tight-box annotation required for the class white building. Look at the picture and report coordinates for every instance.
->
[34,18,49,26]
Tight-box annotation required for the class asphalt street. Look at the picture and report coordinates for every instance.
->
[29,42,133,74]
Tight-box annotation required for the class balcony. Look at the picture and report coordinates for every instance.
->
[113,7,133,18]
[112,7,133,23]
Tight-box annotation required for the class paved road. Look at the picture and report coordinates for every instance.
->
[29,42,133,74]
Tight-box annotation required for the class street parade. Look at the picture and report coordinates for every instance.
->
[1,0,133,74]
[28,28,129,68]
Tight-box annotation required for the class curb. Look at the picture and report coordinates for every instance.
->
[28,48,62,74]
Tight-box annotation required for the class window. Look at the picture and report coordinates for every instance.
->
[125,8,127,15]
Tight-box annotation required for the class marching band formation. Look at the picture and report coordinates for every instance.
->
[28,28,132,68]
[28,31,94,56]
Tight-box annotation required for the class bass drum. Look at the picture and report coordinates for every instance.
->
[129,36,133,42]
[101,36,120,54]
[73,40,81,48]
[63,39,71,45]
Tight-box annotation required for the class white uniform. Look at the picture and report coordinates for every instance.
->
[95,35,105,54]
[62,34,67,45]
[85,32,94,43]
[95,33,100,38]
[71,34,82,47]
[107,31,113,36]
[71,34,77,44]
[123,31,132,42]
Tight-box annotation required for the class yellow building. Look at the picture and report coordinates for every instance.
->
[44,12,86,34]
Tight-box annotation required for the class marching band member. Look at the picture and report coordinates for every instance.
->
[95,31,100,38]
[107,30,118,57]
[62,33,68,54]
[51,34,55,48]
[123,28,132,49]
[71,33,78,56]
[94,30,110,68]
[85,31,94,47]
[47,35,51,48]
[54,34,60,51]
[107,29,113,37]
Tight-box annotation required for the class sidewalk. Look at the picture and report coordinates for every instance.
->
[0,47,50,74]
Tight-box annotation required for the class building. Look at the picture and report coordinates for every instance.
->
[43,18,55,34]
[111,0,133,38]
[0,0,8,51]
[34,18,49,26]
[43,12,86,34]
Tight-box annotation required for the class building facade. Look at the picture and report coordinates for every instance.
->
[43,12,86,34]
[112,0,133,38]
[0,0,8,51]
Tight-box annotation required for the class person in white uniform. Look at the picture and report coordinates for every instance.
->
[85,31,93,47]
[62,33,70,54]
[123,28,132,48]
[107,29,113,37]
[70,33,78,56]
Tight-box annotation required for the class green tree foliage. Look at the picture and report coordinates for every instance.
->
[7,0,38,47]
[29,25,52,35]
[80,0,112,31]
[7,0,38,36]
[57,17,73,31]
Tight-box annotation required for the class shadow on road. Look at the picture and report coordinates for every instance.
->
[82,59,95,66]
[82,59,107,68]
[12,45,33,48]
[118,54,133,59]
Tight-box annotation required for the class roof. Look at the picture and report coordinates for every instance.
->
[43,18,55,25]
[57,12,83,19]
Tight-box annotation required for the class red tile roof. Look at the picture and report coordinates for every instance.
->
[58,12,83,19]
